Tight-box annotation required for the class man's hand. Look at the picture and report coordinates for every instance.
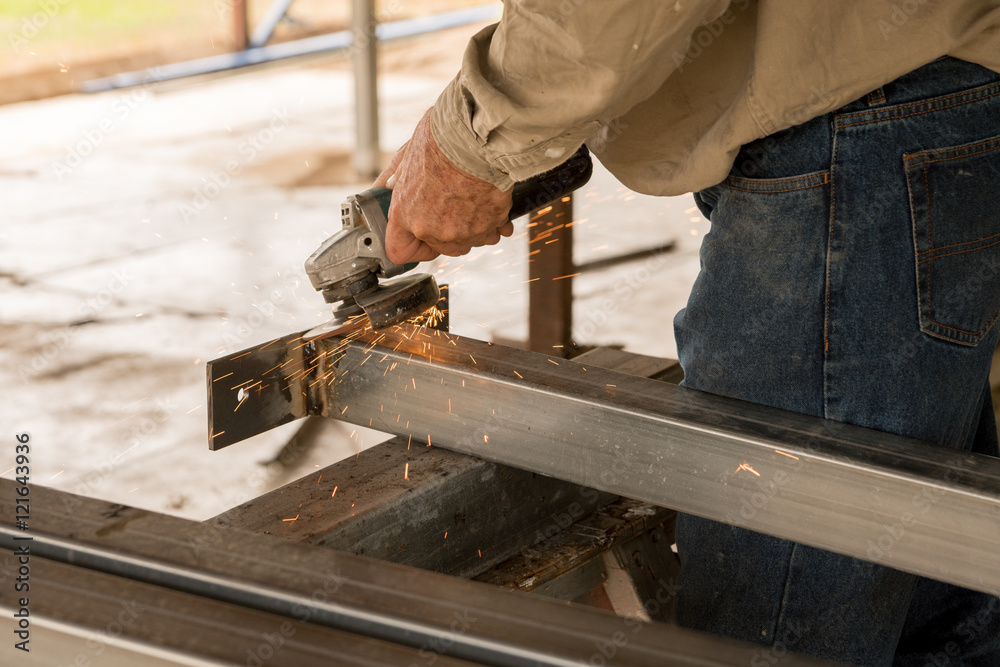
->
[375,110,514,265]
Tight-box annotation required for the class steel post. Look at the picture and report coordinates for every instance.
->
[528,196,575,354]
[352,0,380,179]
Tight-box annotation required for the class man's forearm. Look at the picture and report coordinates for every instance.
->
[429,0,732,188]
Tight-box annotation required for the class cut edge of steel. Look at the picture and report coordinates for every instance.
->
[206,327,1000,594]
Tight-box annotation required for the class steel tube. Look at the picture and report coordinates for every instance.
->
[0,483,836,667]
[352,0,380,179]
[81,5,502,93]
[232,0,249,51]
[528,196,574,353]
[207,328,1000,595]
[248,0,296,48]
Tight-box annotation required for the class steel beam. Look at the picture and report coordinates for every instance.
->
[207,328,1000,595]
[249,0,296,49]
[528,196,575,353]
[210,347,673,578]
[0,482,837,667]
[211,436,615,578]
[81,6,502,93]
[1,555,475,666]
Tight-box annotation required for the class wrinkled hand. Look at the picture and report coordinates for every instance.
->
[375,109,514,264]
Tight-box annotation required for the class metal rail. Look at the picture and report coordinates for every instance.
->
[3,555,475,666]
[207,327,1000,595]
[81,5,501,93]
[0,482,837,667]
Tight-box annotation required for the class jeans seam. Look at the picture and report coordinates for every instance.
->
[837,81,1000,128]
[720,171,830,195]
[722,178,827,194]
[822,124,838,419]
[919,236,1000,263]
[907,135,1000,345]
[926,300,1000,337]
[772,542,800,645]
[905,136,1000,167]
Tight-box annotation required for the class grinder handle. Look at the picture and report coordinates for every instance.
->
[369,143,593,272]
[508,144,593,220]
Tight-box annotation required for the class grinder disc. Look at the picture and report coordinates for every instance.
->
[303,273,439,341]
[356,273,440,330]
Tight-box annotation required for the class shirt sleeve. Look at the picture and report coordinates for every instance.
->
[430,0,732,190]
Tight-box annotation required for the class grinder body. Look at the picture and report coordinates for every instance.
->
[304,145,593,336]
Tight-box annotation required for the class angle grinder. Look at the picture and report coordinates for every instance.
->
[303,145,593,340]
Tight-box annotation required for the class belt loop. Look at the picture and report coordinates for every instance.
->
[866,87,887,107]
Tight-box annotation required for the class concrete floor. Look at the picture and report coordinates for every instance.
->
[0,23,705,521]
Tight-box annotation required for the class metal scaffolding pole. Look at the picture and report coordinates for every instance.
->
[352,0,380,179]
[207,328,1000,595]
[232,0,249,51]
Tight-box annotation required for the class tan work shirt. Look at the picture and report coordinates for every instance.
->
[430,0,1000,196]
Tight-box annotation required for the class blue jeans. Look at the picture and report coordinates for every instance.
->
[673,57,1000,666]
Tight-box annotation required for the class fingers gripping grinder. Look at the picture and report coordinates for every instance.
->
[304,146,593,339]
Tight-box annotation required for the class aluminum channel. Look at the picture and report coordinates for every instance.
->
[207,328,1000,594]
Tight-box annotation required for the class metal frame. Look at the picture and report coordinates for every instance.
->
[208,327,1000,595]
[80,5,502,93]
[0,482,837,666]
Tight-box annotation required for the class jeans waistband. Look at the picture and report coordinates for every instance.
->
[842,56,1000,113]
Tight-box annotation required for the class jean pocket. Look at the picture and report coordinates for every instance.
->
[905,134,1000,345]
[721,171,829,194]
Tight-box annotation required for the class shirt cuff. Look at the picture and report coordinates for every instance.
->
[430,75,517,191]
[431,74,598,192]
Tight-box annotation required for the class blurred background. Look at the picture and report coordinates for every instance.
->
[0,0,485,104]
[0,0,709,522]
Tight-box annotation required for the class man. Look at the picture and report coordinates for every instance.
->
[375,2,1000,664]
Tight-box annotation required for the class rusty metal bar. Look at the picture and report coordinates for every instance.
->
[232,0,249,51]
[528,196,575,354]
